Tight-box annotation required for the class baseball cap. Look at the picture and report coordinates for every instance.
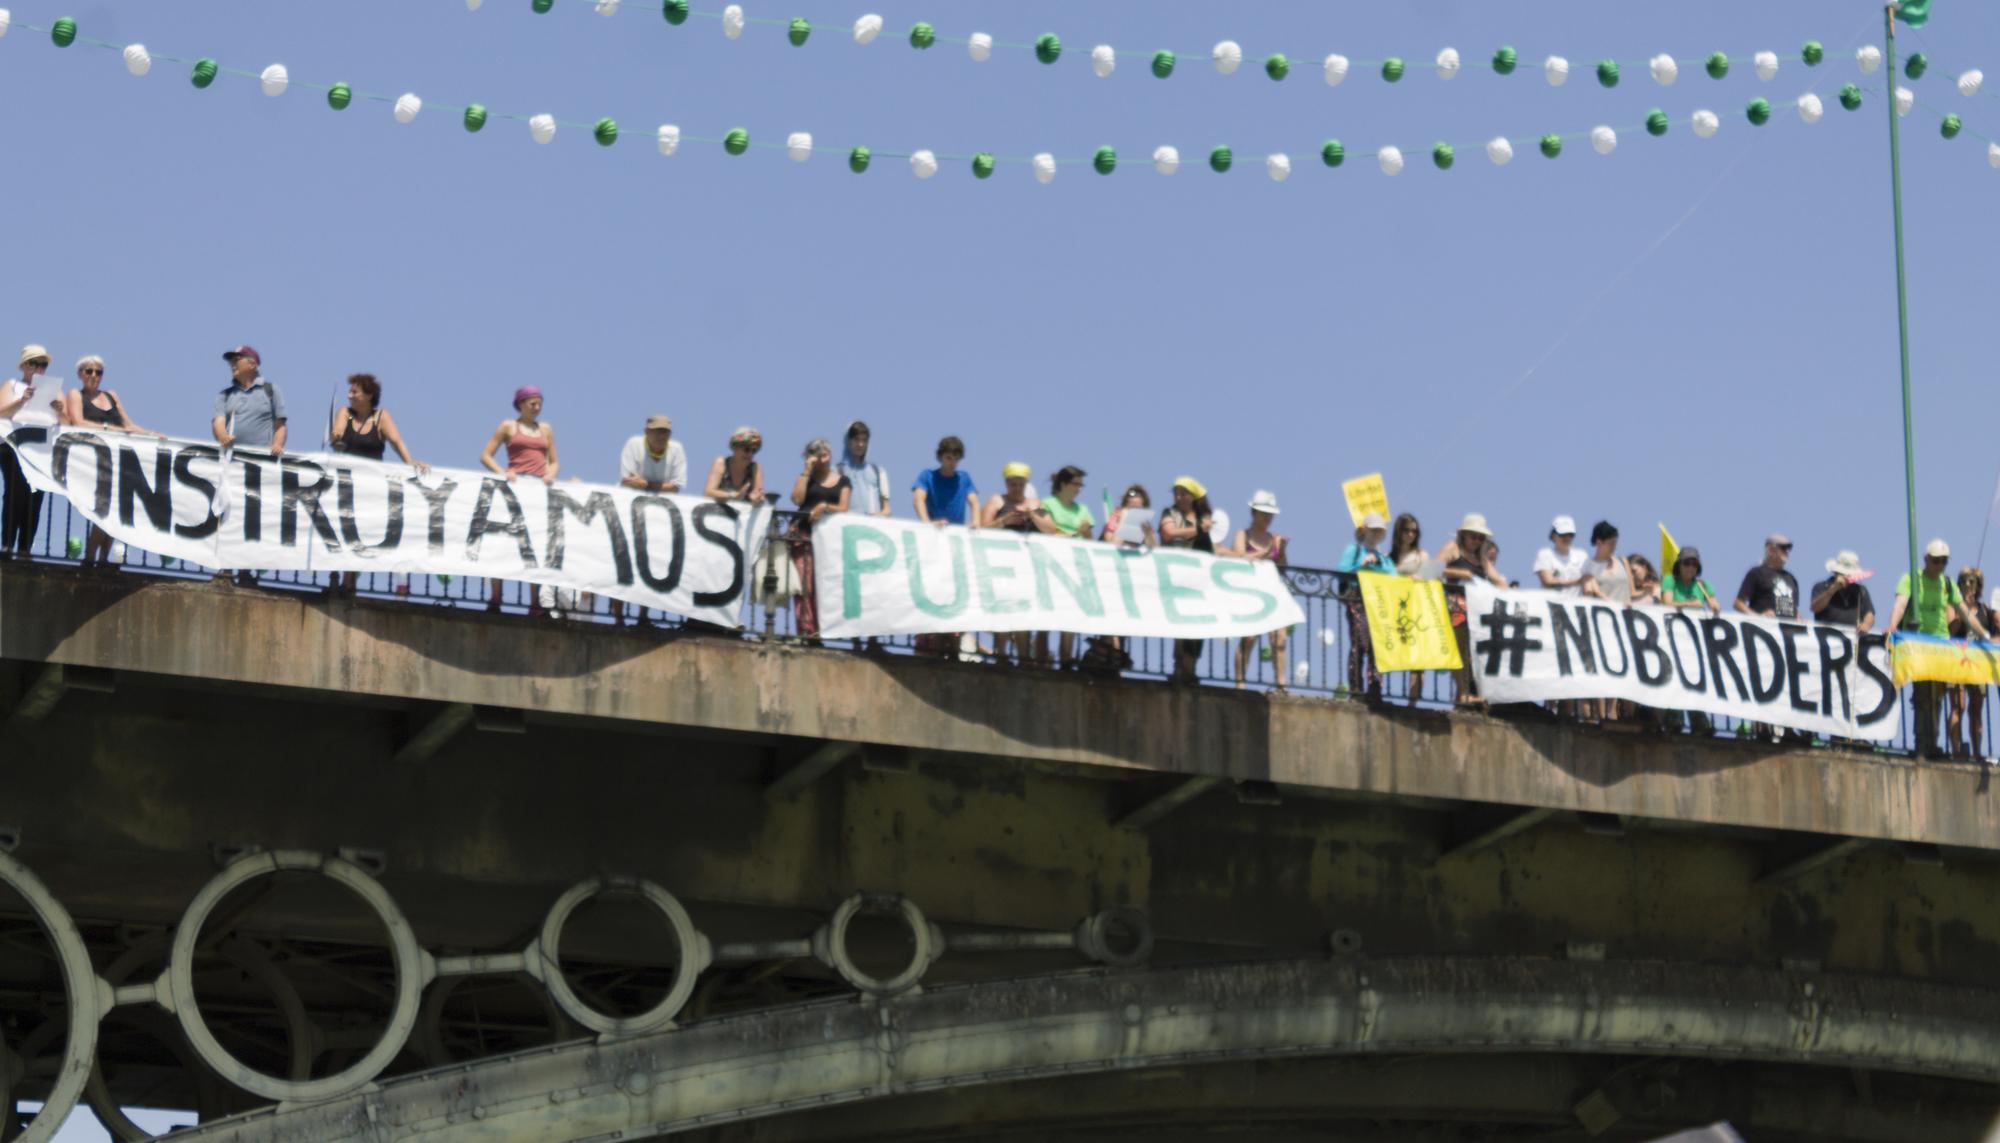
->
[1551,514,1577,535]
[221,344,261,365]
[1765,532,1792,548]
[1676,546,1703,572]
[645,414,673,430]
[1926,538,1951,559]
[1360,511,1386,530]
[1002,462,1031,480]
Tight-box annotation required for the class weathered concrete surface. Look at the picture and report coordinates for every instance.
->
[3,564,1995,851]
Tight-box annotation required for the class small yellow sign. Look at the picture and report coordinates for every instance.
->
[1341,473,1390,529]
[1359,572,1462,672]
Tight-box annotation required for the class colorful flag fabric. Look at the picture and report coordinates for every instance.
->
[1360,571,1462,671]
[1659,523,1680,581]
[1891,630,2000,686]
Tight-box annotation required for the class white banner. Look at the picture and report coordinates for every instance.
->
[1464,582,1901,741]
[0,425,769,627]
[813,515,1305,639]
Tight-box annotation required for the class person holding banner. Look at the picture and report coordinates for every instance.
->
[1334,511,1392,700]
[479,386,560,613]
[211,346,288,586]
[0,345,52,559]
[1229,491,1291,692]
[1438,514,1507,706]
[704,427,766,504]
[788,438,851,642]
[1579,521,1633,722]
[1658,547,1723,735]
[983,462,1045,665]
[1533,516,1590,598]
[1159,477,1215,684]
[60,355,167,569]
[327,374,427,597]
[1031,465,1096,670]
[1388,514,1430,705]
[1884,540,1990,758]
[1949,567,1991,758]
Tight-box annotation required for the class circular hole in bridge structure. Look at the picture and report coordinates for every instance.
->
[843,909,922,985]
[0,853,99,1143]
[554,892,683,1024]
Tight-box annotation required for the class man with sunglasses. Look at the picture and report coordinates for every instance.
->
[1734,534,1802,742]
[1885,539,1991,759]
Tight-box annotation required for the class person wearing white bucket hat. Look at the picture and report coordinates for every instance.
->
[1333,508,1393,699]
[1225,490,1289,691]
[1438,513,1507,706]
[1808,551,1876,634]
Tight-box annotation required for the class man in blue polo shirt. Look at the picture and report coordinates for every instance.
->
[211,344,287,455]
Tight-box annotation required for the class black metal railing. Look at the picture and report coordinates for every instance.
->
[8,497,1970,761]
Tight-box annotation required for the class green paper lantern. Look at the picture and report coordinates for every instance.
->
[1942,113,1963,139]
[1745,97,1772,126]
[1646,109,1670,136]
[1839,83,1863,110]
[1596,59,1619,88]
[50,17,76,47]
[909,22,935,49]
[848,145,871,173]
[1152,50,1176,78]
[191,58,218,88]
[463,103,488,132]
[724,127,749,155]
[594,118,619,146]
[663,0,689,25]
[1492,46,1518,75]
[66,536,83,558]
[1432,142,1454,170]
[1381,57,1405,82]
[1705,51,1729,79]
[788,17,810,45]
[533,0,554,12]
[971,152,995,179]
[1265,53,1290,81]
[1540,133,1562,158]
[1320,139,1344,167]
[326,82,352,111]
[1035,33,1062,64]
[1906,52,1928,80]
[1802,40,1824,66]
[438,573,453,585]
[1209,145,1233,173]
[1092,146,1116,175]
[161,556,177,568]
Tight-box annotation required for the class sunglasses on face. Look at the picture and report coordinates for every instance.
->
[1773,543,1793,553]
[26,360,49,369]
[79,367,102,376]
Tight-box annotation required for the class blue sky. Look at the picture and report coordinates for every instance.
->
[4,0,1999,591]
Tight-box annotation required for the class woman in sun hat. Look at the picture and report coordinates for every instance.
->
[1158,475,1215,683]
[1227,489,1290,691]
[1437,512,1507,706]
[705,426,765,504]
[0,345,54,558]
[478,386,560,613]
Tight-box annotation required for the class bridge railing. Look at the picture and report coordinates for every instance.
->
[10,498,1955,760]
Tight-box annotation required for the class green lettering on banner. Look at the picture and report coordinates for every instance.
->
[971,535,1030,615]
[1154,552,1216,626]
[1090,546,1145,618]
[902,531,969,618]
[1028,540,1105,616]
[841,523,898,619]
[1210,560,1279,623]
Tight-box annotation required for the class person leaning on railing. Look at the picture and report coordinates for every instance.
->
[1031,465,1094,671]
[329,373,427,598]
[788,437,850,643]
[478,385,559,615]
[1437,514,1507,708]
[1884,539,1991,760]
[1158,477,1214,685]
[1388,513,1429,706]
[1658,546,1722,736]
[1949,566,1990,760]
[60,355,167,570]
[210,345,287,588]
[982,462,1044,666]
[1227,490,1291,693]
[1333,510,1391,700]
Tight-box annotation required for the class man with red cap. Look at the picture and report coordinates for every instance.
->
[211,345,287,456]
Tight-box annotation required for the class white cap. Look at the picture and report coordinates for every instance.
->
[1926,538,1951,559]
[1552,515,1578,535]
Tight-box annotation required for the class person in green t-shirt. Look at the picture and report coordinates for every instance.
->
[1032,465,1096,669]
[1884,538,1991,758]
[1658,547,1720,735]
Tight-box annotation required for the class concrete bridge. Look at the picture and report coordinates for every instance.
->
[2,559,1998,1141]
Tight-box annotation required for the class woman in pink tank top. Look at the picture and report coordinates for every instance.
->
[478,387,561,613]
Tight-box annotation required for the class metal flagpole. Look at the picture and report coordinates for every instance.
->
[1884,3,1921,597]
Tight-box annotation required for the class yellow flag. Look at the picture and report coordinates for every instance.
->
[1659,523,1679,580]
[1341,473,1390,529]
[1360,572,1462,671]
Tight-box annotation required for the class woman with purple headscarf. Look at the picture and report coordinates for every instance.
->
[478,386,560,613]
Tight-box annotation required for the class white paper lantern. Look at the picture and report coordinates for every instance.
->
[595,0,619,15]
[466,0,483,9]
[1213,40,1242,75]
[1650,53,1678,85]
[1377,146,1404,176]
[786,131,812,161]
[1152,145,1180,175]
[393,93,422,123]
[1753,50,1778,81]
[1692,109,1719,137]
[1960,70,1984,97]
[1091,44,1116,77]
[1323,53,1350,86]
[852,14,881,44]
[0,10,11,38]
[1896,86,1914,117]
[1032,152,1056,184]
[259,64,288,97]
[722,4,744,39]
[529,114,557,144]
[122,44,151,76]
[1797,93,1824,124]
[967,32,992,61]
[1266,153,1292,181]
[1293,661,1310,684]
[910,149,938,178]
[1989,142,2000,168]
[1591,125,1618,155]
[657,124,681,155]
[1435,47,1460,80]
[1486,136,1514,165]
[1319,627,1336,647]
[1545,55,1569,86]
[1858,44,1881,74]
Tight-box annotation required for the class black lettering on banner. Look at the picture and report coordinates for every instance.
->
[690,502,746,608]
[1549,603,1596,677]
[409,476,459,555]
[1475,599,1544,676]
[1740,623,1786,704]
[1664,610,1708,691]
[335,468,405,555]
[546,488,633,585]
[1700,618,1749,701]
[51,431,113,518]
[240,458,263,543]
[172,445,221,539]
[1590,606,1631,677]
[1814,626,1855,721]
[629,495,685,592]
[1622,609,1672,686]
[278,458,341,550]
[1779,622,1817,714]
[1854,638,1898,725]
[116,445,173,530]
[465,478,537,566]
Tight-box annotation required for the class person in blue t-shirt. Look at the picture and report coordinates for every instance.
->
[911,436,980,528]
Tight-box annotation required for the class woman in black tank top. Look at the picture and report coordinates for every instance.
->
[60,355,166,568]
[327,374,428,597]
